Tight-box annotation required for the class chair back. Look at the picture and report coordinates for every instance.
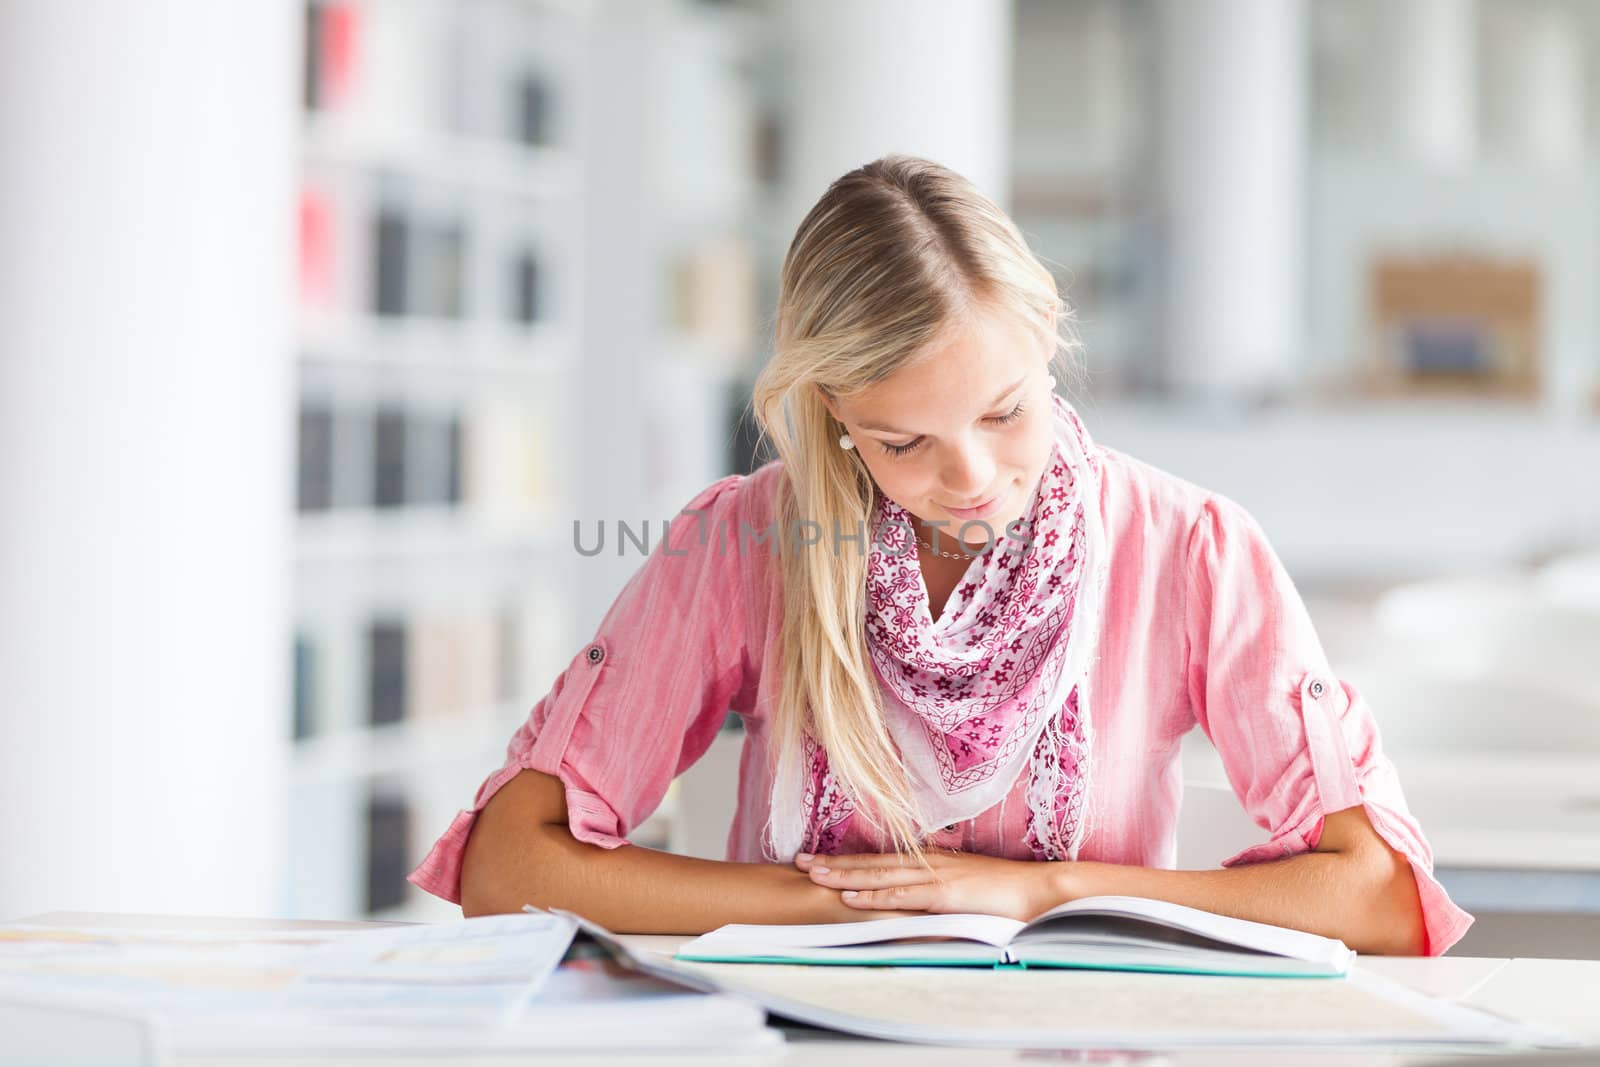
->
[1175,780,1268,870]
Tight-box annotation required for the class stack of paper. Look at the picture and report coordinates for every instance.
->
[0,914,776,1054]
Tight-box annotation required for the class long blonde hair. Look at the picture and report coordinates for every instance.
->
[750,155,1080,857]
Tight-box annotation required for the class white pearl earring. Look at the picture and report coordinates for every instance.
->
[838,434,855,451]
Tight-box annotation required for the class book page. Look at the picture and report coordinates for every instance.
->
[681,912,1023,956]
[1017,895,1353,968]
[665,959,1541,1047]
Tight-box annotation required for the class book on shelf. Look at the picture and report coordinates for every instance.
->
[405,180,469,319]
[446,416,463,503]
[366,619,408,727]
[304,2,360,113]
[297,166,373,317]
[372,407,407,508]
[329,405,375,510]
[463,396,550,519]
[372,205,410,317]
[512,248,541,324]
[514,71,553,147]
[676,895,1356,979]
[300,400,547,515]
[292,633,318,741]
[297,404,335,512]
[414,220,466,320]
[446,0,563,146]
[298,185,336,307]
[364,787,413,913]
[409,614,501,721]
[669,235,757,360]
[402,410,463,507]
[301,176,548,325]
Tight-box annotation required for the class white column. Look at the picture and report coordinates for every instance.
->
[777,0,1013,233]
[0,3,296,918]
[574,0,661,632]
[1156,0,1308,398]
[1382,0,1479,168]
[1492,5,1586,166]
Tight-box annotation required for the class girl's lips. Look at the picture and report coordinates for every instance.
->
[944,490,1004,521]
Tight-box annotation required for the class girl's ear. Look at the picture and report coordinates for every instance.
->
[815,384,842,423]
[1039,304,1063,372]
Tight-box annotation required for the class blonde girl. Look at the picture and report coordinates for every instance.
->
[412,156,1469,956]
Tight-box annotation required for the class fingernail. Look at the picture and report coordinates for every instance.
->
[811,865,830,875]
[796,853,813,862]
[842,891,858,899]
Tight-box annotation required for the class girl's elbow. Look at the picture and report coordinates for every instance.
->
[1387,886,1429,956]
[458,879,497,918]
[458,857,502,917]
[1357,851,1428,955]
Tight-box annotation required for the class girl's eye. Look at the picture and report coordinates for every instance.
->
[988,402,1026,426]
[876,403,1025,459]
[880,438,925,458]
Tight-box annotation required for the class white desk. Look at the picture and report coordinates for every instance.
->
[19,913,1600,1065]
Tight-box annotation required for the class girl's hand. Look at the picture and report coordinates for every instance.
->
[793,849,1072,922]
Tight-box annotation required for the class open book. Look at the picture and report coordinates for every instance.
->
[676,895,1355,978]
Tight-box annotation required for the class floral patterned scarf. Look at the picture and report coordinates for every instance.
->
[766,393,1108,862]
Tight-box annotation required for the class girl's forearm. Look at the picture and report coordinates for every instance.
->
[1052,846,1425,955]
[462,820,874,933]
[460,768,898,932]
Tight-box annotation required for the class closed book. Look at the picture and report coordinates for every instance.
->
[366,619,408,726]
[364,790,412,913]
[372,207,409,317]
[297,404,335,512]
[410,615,498,721]
[372,408,407,509]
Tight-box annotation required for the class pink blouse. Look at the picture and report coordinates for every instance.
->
[410,448,1474,955]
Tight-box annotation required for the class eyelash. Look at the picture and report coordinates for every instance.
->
[878,402,1027,458]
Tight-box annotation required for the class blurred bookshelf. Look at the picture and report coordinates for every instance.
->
[641,0,779,515]
[291,0,592,922]
[289,0,774,920]
[1302,0,1600,413]
[1009,0,1600,412]
[1010,0,1157,396]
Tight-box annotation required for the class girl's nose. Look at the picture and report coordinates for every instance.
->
[940,439,997,502]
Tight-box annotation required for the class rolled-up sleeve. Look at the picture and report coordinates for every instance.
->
[1183,494,1474,956]
[408,474,752,905]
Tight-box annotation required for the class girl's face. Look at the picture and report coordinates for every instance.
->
[822,305,1059,545]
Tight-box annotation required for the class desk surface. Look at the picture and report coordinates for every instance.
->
[21,913,1600,1065]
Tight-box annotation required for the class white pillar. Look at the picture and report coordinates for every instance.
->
[1493,5,1586,166]
[0,3,296,918]
[574,0,660,632]
[1157,0,1308,398]
[777,0,1013,234]
[1382,0,1479,168]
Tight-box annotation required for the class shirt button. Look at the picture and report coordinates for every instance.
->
[1308,678,1327,699]
[587,645,605,665]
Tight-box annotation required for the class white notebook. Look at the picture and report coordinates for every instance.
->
[677,895,1356,978]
